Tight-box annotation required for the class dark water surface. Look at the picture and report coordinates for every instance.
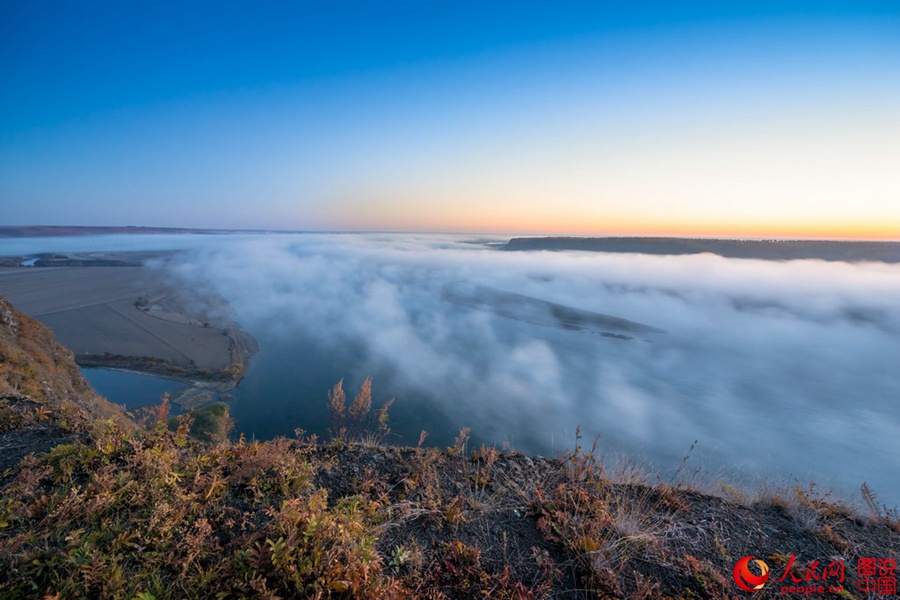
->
[81,368,185,412]
[227,332,463,449]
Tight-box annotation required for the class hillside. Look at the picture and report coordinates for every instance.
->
[0,295,132,475]
[1,295,898,598]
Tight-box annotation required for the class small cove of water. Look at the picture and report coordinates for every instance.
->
[81,368,185,413]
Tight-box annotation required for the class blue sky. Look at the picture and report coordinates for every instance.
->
[2,1,898,237]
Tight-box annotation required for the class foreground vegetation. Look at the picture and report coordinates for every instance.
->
[3,393,899,598]
[2,295,899,598]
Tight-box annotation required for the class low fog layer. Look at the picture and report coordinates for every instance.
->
[150,234,899,501]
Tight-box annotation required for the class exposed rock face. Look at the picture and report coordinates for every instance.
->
[0,295,130,476]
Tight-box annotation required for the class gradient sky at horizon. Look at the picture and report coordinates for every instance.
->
[2,1,899,239]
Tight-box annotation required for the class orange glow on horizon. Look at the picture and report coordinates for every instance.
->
[512,220,900,242]
[335,212,899,241]
[325,187,899,241]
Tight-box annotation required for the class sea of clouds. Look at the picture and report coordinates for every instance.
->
[4,232,897,501]
[148,233,900,501]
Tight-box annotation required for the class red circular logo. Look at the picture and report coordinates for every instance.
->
[733,556,770,592]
